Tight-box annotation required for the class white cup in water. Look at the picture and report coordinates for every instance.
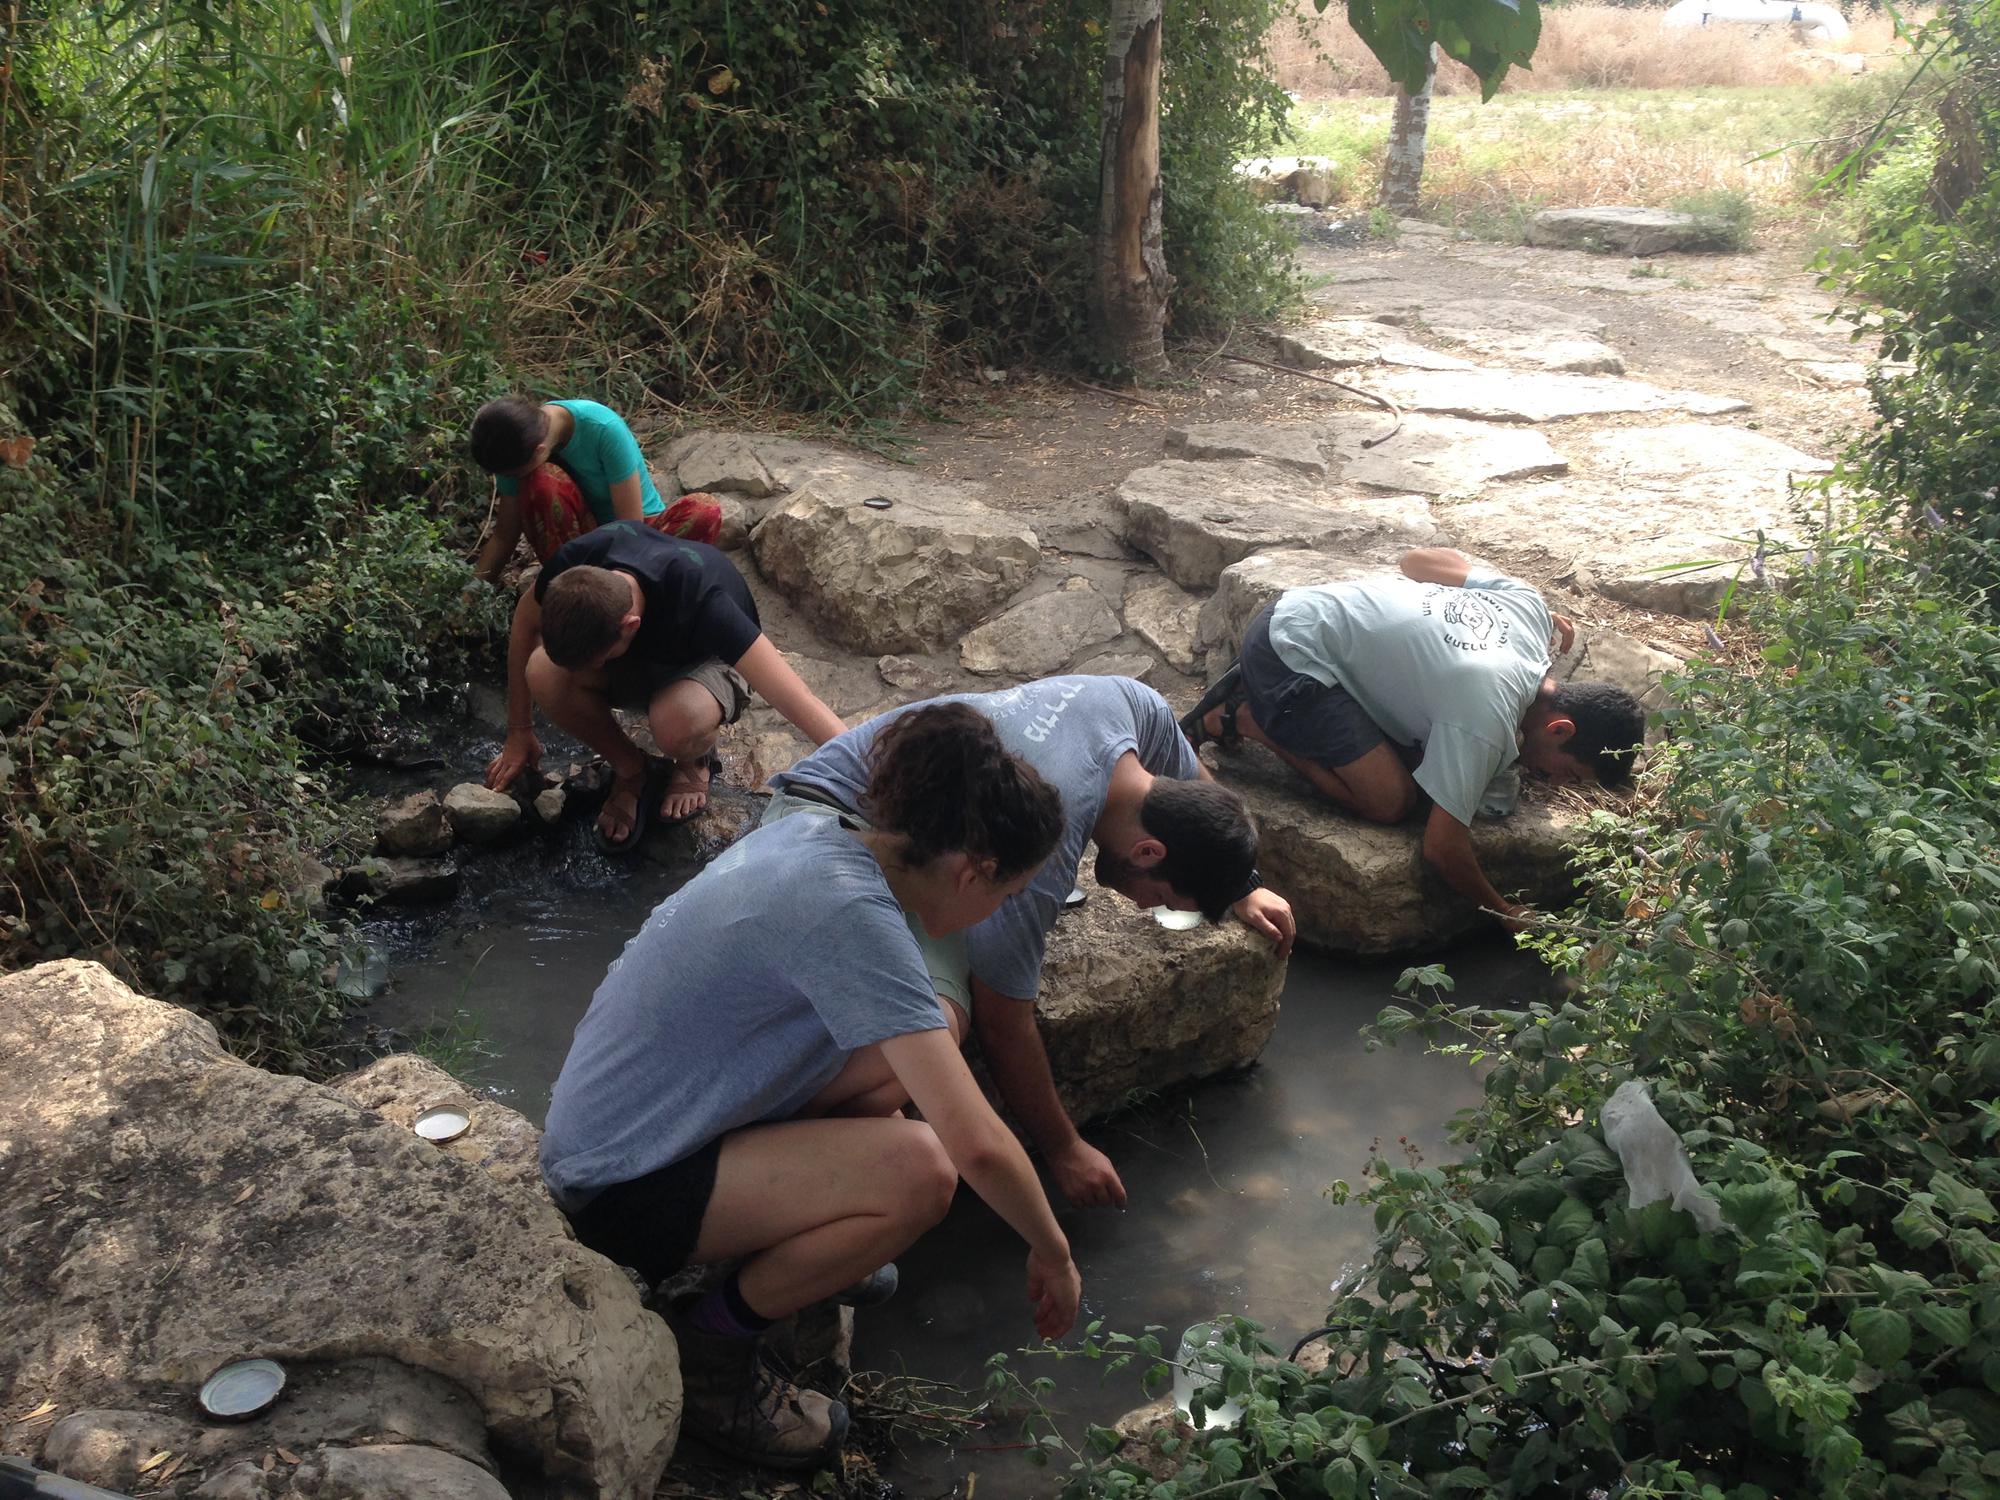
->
[1172,1321,1245,1429]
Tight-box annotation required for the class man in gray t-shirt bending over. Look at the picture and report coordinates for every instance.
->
[1186,548,1645,930]
[766,675,1295,1209]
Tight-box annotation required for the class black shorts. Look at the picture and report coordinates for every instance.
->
[1239,601,1389,770]
[565,1138,724,1286]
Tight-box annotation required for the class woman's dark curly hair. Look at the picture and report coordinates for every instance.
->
[863,703,1064,881]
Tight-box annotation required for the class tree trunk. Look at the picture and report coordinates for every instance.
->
[1378,46,1438,216]
[1093,0,1171,380]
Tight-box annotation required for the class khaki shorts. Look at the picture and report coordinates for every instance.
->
[606,655,751,723]
[758,787,973,1019]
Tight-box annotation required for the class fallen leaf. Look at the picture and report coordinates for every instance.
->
[276,1448,301,1465]
[20,1401,57,1421]
[158,1454,190,1483]
[137,1451,173,1475]
[262,1452,276,1473]
[0,435,33,468]
[707,65,736,94]
[232,1184,256,1205]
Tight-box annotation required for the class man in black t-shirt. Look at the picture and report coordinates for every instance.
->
[485,523,846,850]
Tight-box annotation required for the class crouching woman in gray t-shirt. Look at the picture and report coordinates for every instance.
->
[539,704,1076,1472]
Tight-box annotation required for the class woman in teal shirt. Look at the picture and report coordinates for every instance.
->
[468,396,718,582]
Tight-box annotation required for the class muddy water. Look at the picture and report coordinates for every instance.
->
[363,844,1543,1498]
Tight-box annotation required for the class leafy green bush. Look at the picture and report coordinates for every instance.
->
[1005,522,2000,1499]
[1822,5,2000,540]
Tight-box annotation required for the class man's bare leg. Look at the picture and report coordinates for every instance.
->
[525,647,649,841]
[651,678,726,821]
[1199,698,1419,824]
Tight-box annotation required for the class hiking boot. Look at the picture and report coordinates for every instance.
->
[669,1316,850,1471]
[834,1262,899,1308]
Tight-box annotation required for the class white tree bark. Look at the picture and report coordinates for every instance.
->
[1093,0,1172,379]
[1379,45,1439,215]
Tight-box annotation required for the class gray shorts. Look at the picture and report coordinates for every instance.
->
[758,786,973,1019]
[606,655,751,723]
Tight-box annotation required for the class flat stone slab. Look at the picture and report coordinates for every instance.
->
[960,578,1122,678]
[1443,468,1813,616]
[1211,747,1586,954]
[1037,867,1286,1122]
[1276,318,1476,373]
[1413,298,1609,339]
[1582,423,1831,479]
[754,473,1040,654]
[1323,413,1568,495]
[1110,459,1441,589]
[1366,368,1749,423]
[1165,421,1330,476]
[1525,206,1734,255]
[1122,577,1205,674]
[0,961,679,1500]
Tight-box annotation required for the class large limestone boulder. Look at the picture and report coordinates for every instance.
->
[1524,206,1734,255]
[1110,460,1439,590]
[1215,747,1586,953]
[754,479,1041,654]
[1193,549,1395,670]
[664,431,780,498]
[0,961,679,1500]
[1036,868,1286,1123]
[960,578,1123,678]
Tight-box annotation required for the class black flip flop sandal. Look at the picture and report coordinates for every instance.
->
[658,750,723,828]
[594,759,665,855]
[1179,663,1246,751]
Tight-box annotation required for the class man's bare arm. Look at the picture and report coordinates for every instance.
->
[1421,803,1528,930]
[1398,547,1473,588]
[972,977,1128,1209]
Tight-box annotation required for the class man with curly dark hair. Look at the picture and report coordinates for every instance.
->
[1185,548,1645,933]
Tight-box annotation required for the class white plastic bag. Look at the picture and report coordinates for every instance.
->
[1600,1080,1724,1233]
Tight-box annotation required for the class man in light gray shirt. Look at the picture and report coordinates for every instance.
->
[1185,548,1644,930]
[766,676,1296,1209]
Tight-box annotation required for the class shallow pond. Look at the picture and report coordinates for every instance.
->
[363,818,1544,1498]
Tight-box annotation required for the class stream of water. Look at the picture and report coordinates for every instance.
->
[361,803,1544,1498]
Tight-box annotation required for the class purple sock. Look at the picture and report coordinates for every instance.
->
[688,1274,773,1339]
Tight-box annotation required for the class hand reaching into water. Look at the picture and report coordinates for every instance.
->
[1050,1138,1127,1210]
[485,728,541,791]
[1027,1247,1081,1340]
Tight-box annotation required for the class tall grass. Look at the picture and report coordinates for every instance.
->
[18,0,559,529]
[1271,2,1927,97]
